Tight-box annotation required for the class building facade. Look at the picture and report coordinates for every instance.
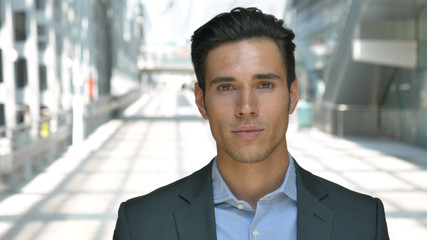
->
[0,0,140,140]
[0,0,141,193]
[285,0,427,148]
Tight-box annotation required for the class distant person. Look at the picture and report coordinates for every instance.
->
[113,7,389,239]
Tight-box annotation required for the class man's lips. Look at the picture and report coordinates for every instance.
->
[232,126,263,140]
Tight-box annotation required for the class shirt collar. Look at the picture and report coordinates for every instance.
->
[212,153,297,205]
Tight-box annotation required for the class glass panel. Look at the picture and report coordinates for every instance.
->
[36,0,46,10]
[37,24,47,36]
[0,49,3,83]
[39,65,47,91]
[418,109,427,147]
[287,0,351,100]
[419,5,427,68]
[0,104,4,126]
[0,0,3,27]
[420,71,427,109]
[15,58,28,88]
[14,12,26,41]
[38,41,47,51]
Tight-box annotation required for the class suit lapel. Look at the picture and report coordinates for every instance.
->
[295,162,334,240]
[174,161,217,240]
[172,159,335,240]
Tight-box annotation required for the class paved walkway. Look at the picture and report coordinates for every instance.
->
[0,84,426,239]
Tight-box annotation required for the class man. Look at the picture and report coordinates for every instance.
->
[113,7,389,239]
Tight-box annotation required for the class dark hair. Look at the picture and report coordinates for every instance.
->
[191,7,296,94]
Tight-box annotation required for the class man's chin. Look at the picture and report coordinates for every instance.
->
[226,150,269,164]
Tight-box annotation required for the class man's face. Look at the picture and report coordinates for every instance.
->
[195,38,299,164]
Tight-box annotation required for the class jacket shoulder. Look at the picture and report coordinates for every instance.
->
[114,161,214,240]
[296,163,389,239]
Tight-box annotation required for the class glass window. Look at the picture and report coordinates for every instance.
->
[0,49,3,83]
[16,109,24,124]
[36,0,46,10]
[0,103,4,126]
[37,24,48,51]
[0,0,3,27]
[37,24,47,36]
[15,58,28,88]
[419,6,427,68]
[53,0,61,23]
[38,41,47,51]
[39,65,47,91]
[14,12,26,41]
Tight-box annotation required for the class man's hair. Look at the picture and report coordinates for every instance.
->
[191,7,296,94]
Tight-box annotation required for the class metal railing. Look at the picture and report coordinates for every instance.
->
[0,88,140,197]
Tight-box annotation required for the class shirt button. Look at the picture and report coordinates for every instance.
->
[237,204,244,210]
[252,229,259,237]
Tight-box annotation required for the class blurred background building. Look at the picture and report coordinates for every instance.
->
[0,0,426,196]
[285,0,427,147]
[0,0,426,195]
[0,0,142,194]
[0,0,426,239]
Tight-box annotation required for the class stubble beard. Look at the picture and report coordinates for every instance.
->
[222,131,288,164]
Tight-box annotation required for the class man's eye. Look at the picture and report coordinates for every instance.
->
[259,82,273,89]
[218,84,233,92]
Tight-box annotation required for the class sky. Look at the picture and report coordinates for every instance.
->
[140,0,288,48]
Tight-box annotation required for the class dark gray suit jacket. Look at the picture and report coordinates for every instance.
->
[113,160,389,239]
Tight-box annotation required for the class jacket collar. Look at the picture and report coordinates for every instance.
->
[295,161,334,240]
[174,160,217,240]
[173,159,335,240]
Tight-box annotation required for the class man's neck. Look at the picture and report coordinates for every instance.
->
[216,151,290,209]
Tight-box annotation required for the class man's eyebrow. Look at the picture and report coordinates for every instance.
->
[253,73,282,80]
[208,73,282,86]
[209,77,236,86]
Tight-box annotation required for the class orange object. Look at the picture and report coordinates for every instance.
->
[88,76,94,99]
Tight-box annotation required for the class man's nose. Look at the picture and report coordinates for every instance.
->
[235,86,258,118]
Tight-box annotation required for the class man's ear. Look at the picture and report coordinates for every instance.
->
[288,78,299,114]
[194,83,209,120]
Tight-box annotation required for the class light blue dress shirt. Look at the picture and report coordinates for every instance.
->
[212,153,297,240]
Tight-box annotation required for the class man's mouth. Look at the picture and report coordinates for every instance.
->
[232,126,263,140]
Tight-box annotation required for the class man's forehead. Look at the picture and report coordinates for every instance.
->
[205,38,287,68]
